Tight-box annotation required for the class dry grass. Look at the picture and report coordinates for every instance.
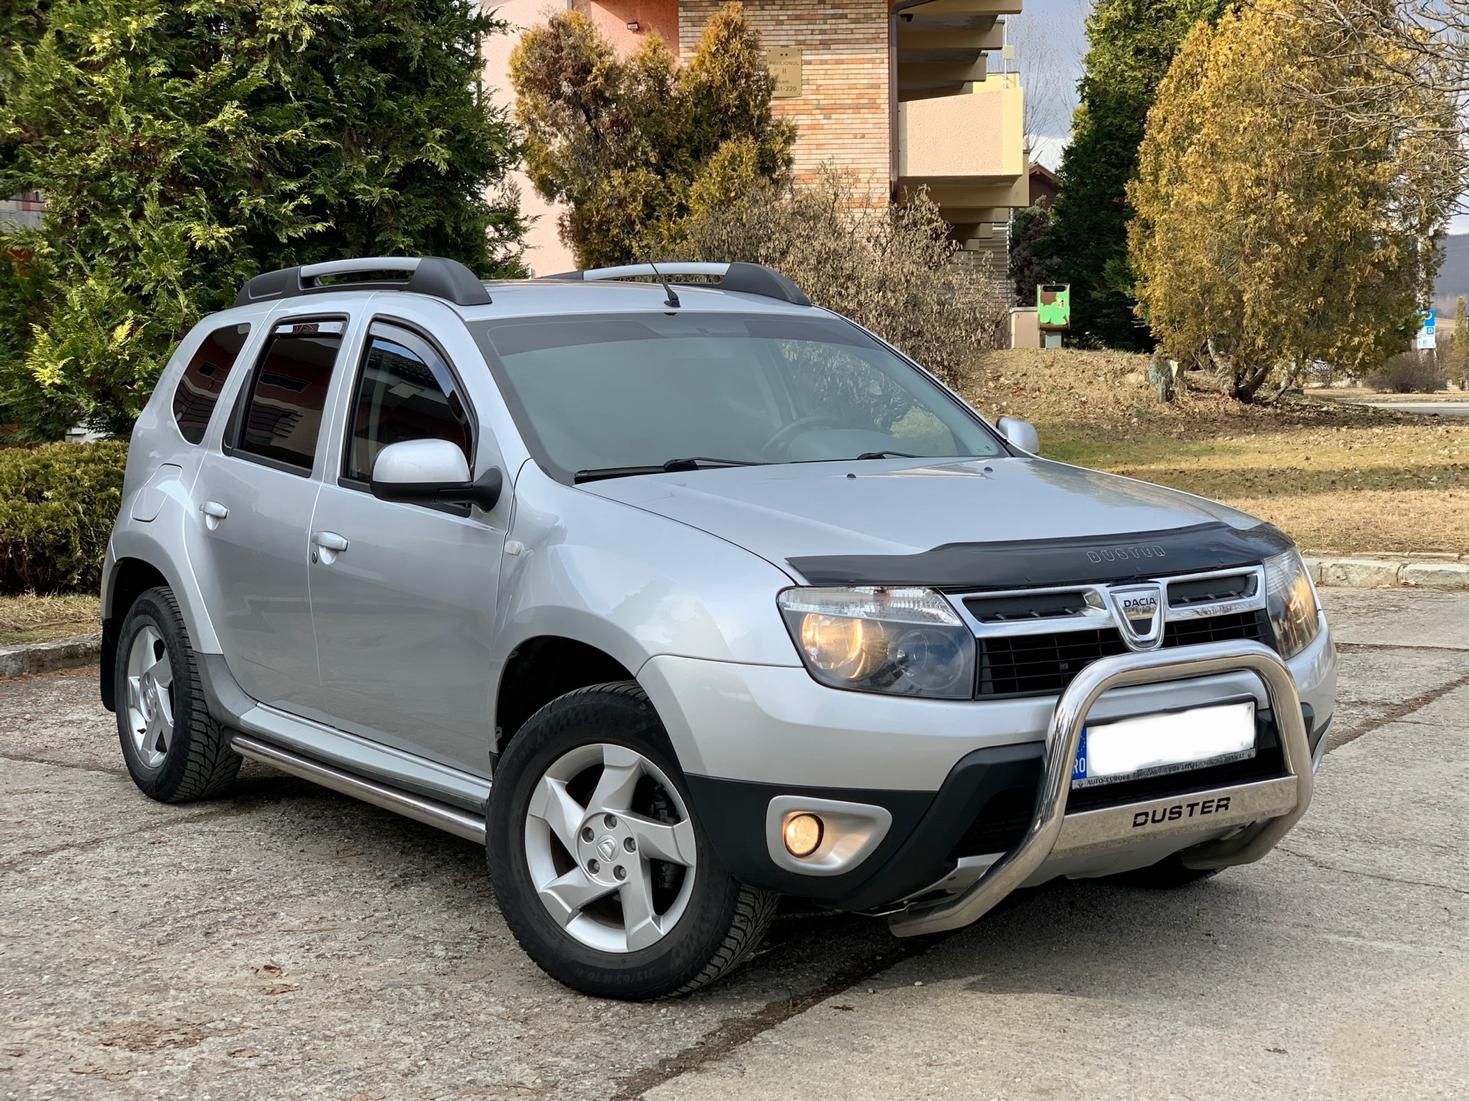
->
[960,350,1469,554]
[0,593,101,646]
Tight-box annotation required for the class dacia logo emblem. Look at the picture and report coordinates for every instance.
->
[1107,583,1165,651]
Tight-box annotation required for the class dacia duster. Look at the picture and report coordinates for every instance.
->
[101,257,1336,999]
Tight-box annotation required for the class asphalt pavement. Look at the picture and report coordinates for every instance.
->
[1345,399,1469,418]
[2,588,1466,1100]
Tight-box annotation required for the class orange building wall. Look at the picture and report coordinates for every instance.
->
[481,0,577,275]
[575,0,680,51]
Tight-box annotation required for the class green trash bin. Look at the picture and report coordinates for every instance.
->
[1037,284,1070,331]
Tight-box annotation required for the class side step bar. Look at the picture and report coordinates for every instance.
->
[231,734,487,844]
[888,640,1313,937]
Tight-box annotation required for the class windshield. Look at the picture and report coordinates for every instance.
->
[472,312,1005,480]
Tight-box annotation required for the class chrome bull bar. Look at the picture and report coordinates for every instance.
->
[889,640,1313,937]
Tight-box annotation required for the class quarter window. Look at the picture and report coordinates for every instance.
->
[343,323,471,483]
[172,324,251,444]
[235,320,345,472]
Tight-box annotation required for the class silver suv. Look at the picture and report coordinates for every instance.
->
[102,256,1336,999]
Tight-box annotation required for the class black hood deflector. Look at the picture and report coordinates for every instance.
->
[787,522,1294,592]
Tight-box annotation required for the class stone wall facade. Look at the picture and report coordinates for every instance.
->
[678,1,892,202]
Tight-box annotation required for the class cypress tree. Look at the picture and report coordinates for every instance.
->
[1046,0,1225,350]
[0,0,524,438]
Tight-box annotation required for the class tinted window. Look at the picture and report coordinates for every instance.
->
[236,320,344,472]
[344,324,471,482]
[472,313,1002,478]
[172,324,251,444]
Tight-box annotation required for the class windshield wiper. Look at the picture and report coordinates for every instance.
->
[573,457,765,484]
[661,456,764,472]
[853,450,920,460]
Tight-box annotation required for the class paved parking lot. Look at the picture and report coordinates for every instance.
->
[2,588,1466,1100]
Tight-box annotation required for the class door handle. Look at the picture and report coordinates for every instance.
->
[311,530,349,565]
[200,501,228,530]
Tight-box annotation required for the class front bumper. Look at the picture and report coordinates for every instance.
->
[889,640,1315,935]
[649,626,1334,916]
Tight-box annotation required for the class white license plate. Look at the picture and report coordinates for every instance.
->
[1071,700,1257,789]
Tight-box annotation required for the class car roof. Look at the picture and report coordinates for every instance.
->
[209,276,823,331]
[217,257,821,327]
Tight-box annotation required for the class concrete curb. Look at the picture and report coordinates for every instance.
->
[1303,553,1469,592]
[0,634,101,679]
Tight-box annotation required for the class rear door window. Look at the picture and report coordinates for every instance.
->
[233,319,345,473]
[172,324,251,444]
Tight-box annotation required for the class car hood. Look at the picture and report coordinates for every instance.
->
[583,456,1289,589]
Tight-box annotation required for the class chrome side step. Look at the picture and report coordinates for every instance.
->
[231,734,487,844]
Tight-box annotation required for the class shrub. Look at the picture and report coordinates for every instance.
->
[1366,353,1447,394]
[0,441,126,594]
[669,169,1008,385]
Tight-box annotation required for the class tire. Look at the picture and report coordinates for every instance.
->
[486,682,777,1000]
[1115,853,1222,889]
[114,586,240,803]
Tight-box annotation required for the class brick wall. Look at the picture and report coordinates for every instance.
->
[678,1,891,203]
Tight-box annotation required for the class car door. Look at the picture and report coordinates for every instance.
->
[185,315,353,712]
[306,316,508,775]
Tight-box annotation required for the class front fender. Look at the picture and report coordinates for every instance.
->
[496,465,803,674]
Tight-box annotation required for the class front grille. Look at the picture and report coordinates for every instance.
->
[975,610,1271,699]
[965,590,1090,623]
[1167,572,1257,607]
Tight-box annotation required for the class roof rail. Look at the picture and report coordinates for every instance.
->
[234,256,491,308]
[546,261,812,307]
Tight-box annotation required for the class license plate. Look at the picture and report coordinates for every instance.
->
[1071,700,1257,789]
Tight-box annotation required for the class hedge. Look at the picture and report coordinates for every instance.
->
[0,441,127,595]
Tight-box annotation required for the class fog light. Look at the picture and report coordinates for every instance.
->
[782,813,824,858]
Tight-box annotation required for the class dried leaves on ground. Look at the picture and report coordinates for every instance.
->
[962,350,1469,553]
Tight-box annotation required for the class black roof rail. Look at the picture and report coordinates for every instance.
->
[234,256,491,308]
[544,261,812,307]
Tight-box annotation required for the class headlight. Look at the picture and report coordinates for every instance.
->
[1264,550,1321,658]
[778,587,975,699]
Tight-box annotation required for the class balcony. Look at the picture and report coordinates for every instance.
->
[897,74,1028,226]
[895,0,1022,101]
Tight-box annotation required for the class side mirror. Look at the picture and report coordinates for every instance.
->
[995,415,1040,454]
[369,439,503,511]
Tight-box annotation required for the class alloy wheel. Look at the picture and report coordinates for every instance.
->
[522,742,698,953]
[125,625,174,769]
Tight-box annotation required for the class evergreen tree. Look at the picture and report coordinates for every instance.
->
[510,2,794,269]
[0,0,523,438]
[1454,296,1468,382]
[1129,0,1453,401]
[1045,0,1225,351]
[1008,204,1056,308]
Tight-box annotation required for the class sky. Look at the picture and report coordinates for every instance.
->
[1005,0,1091,171]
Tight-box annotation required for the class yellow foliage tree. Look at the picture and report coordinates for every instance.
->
[1127,0,1457,401]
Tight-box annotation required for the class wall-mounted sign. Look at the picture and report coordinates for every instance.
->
[769,47,803,99]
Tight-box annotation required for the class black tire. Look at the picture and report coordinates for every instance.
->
[1115,853,1222,889]
[486,682,777,1000]
[114,586,240,803]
